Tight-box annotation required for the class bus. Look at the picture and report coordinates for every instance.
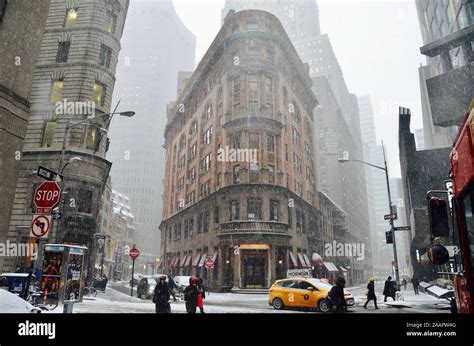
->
[427,103,474,313]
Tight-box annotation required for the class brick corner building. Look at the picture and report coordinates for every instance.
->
[159,10,330,291]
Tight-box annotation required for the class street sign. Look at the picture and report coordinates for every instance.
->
[129,247,140,260]
[204,257,214,269]
[384,214,397,220]
[37,165,63,183]
[394,226,411,231]
[34,181,62,214]
[31,214,52,238]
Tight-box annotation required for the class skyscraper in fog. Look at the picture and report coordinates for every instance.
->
[107,0,196,266]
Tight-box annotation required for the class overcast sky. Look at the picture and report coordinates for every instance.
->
[172,0,426,177]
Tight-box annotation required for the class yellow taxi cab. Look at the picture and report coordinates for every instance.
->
[268,277,355,312]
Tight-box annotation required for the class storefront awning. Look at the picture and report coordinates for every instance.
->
[184,253,192,267]
[179,254,188,268]
[323,262,338,272]
[338,266,348,272]
[303,253,311,268]
[312,252,323,265]
[297,253,307,268]
[289,251,298,268]
[211,249,218,263]
[171,256,179,268]
[198,252,208,267]
[179,253,188,268]
[192,252,201,267]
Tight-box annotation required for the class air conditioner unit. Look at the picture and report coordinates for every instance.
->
[185,179,192,185]
[248,213,255,219]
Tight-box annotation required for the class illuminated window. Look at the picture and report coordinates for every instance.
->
[85,125,99,150]
[65,9,77,28]
[50,80,64,103]
[105,12,117,33]
[92,82,106,106]
[41,121,58,148]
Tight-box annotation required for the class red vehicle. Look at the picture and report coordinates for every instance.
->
[428,105,474,313]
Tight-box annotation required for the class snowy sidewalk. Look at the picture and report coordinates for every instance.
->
[352,286,451,311]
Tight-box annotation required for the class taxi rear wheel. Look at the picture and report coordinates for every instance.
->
[272,297,284,310]
[317,299,330,312]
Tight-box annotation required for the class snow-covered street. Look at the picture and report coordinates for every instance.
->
[42,281,451,314]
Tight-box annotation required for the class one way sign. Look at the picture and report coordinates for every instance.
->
[37,165,63,183]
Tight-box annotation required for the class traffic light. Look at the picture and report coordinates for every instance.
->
[428,197,450,238]
[385,230,393,244]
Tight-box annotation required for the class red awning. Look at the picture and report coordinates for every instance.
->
[184,253,192,267]
[171,255,178,268]
[192,252,201,267]
[289,251,298,268]
[303,253,311,268]
[179,254,188,268]
[297,253,307,268]
[198,252,208,267]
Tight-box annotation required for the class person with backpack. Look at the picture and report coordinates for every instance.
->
[183,276,199,314]
[327,276,347,313]
[153,275,171,313]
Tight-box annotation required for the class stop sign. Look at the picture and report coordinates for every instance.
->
[34,181,61,213]
[129,247,140,260]
[204,257,214,269]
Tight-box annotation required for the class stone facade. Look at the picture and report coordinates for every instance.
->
[398,108,451,280]
[0,0,51,270]
[3,0,130,276]
[160,10,327,291]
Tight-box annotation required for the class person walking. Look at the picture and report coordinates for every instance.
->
[167,275,178,302]
[383,276,395,302]
[328,276,347,313]
[412,276,420,295]
[401,278,407,291]
[197,277,206,313]
[183,276,199,314]
[363,278,379,310]
[153,275,171,313]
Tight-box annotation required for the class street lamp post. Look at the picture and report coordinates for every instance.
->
[54,109,135,283]
[338,141,400,290]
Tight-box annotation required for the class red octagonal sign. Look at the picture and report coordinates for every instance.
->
[129,247,140,260]
[34,181,61,214]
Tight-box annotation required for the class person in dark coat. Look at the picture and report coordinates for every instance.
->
[328,276,347,313]
[412,276,420,295]
[167,275,177,301]
[153,276,171,313]
[401,278,407,290]
[363,278,379,309]
[183,276,199,314]
[383,276,395,302]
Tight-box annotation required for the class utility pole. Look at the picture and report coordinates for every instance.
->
[382,141,400,290]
